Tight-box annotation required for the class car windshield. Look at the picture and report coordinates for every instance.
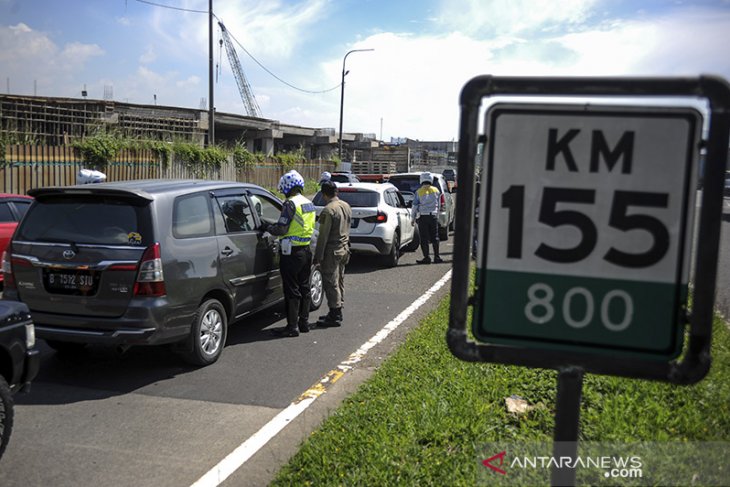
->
[330,174,354,183]
[313,190,379,208]
[17,197,151,246]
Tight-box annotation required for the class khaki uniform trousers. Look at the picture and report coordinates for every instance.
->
[321,247,350,309]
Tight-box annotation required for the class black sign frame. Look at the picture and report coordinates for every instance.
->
[447,75,730,384]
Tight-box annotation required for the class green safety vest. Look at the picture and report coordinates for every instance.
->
[283,194,316,246]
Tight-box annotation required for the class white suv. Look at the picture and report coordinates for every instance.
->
[312,183,419,267]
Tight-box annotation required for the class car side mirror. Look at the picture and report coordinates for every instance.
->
[405,201,413,208]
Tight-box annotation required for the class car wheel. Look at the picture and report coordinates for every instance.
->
[310,264,324,311]
[403,225,420,252]
[384,232,400,268]
[439,225,449,241]
[0,376,14,460]
[45,340,88,355]
[182,299,227,366]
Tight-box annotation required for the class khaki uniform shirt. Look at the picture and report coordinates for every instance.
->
[314,197,352,261]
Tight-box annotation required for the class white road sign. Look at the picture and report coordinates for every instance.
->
[474,103,702,358]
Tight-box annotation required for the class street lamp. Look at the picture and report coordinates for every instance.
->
[338,48,374,161]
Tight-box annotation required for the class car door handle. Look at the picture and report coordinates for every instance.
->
[221,247,234,256]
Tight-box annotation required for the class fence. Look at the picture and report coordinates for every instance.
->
[1,145,335,195]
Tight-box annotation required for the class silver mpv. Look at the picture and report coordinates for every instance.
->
[1,179,323,366]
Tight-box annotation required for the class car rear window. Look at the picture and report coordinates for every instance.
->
[388,177,421,194]
[390,176,445,194]
[16,197,151,246]
[313,190,379,208]
[330,174,356,183]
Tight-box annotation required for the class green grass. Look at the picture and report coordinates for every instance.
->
[271,293,730,486]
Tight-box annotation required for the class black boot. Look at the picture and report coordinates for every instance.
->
[418,241,430,264]
[298,296,312,333]
[272,298,300,337]
[433,242,443,264]
[318,308,342,327]
[332,307,343,326]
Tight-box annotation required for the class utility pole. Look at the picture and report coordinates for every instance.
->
[208,0,215,146]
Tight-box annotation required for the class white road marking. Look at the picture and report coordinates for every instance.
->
[190,269,453,487]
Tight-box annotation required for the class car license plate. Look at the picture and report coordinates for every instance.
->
[44,270,99,295]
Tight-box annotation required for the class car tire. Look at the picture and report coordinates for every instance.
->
[439,225,449,241]
[182,299,227,366]
[403,225,420,252]
[0,375,14,460]
[45,340,88,355]
[310,264,324,311]
[384,232,400,268]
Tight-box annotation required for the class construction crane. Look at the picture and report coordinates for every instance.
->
[218,21,262,118]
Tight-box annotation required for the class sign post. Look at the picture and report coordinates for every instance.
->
[447,76,730,486]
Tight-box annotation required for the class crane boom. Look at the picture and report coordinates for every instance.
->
[218,22,262,118]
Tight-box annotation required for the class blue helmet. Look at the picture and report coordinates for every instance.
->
[278,170,305,195]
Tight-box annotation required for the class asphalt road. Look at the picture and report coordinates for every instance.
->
[0,236,455,487]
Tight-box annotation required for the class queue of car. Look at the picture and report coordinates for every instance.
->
[0,170,456,458]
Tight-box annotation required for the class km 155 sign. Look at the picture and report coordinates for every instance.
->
[474,103,702,359]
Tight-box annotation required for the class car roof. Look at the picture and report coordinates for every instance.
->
[388,172,444,179]
[28,179,263,201]
[334,182,396,193]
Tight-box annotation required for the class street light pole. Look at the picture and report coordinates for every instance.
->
[208,0,215,146]
[338,48,374,161]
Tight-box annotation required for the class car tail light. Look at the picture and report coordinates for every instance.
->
[440,193,446,211]
[1,250,14,290]
[363,212,387,223]
[133,242,166,297]
[2,248,30,291]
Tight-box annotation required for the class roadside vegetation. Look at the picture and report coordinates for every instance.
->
[272,288,730,486]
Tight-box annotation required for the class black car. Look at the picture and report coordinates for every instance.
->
[0,300,40,459]
[2,179,323,367]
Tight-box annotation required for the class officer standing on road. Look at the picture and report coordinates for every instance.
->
[412,172,443,264]
[265,170,316,337]
[314,180,352,327]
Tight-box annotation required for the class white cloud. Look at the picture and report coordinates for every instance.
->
[0,23,103,96]
[436,0,601,36]
[176,75,200,88]
[139,46,156,64]
[117,16,130,26]
[273,4,730,140]
[148,0,330,62]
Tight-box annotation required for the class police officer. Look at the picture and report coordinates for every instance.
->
[412,172,443,264]
[266,170,316,337]
[313,180,352,327]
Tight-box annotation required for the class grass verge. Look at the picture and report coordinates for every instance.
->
[271,293,730,486]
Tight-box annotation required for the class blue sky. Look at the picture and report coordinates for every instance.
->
[2,0,730,140]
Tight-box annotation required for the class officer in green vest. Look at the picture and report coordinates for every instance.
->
[265,170,317,337]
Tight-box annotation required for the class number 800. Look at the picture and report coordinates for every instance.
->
[525,283,634,332]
